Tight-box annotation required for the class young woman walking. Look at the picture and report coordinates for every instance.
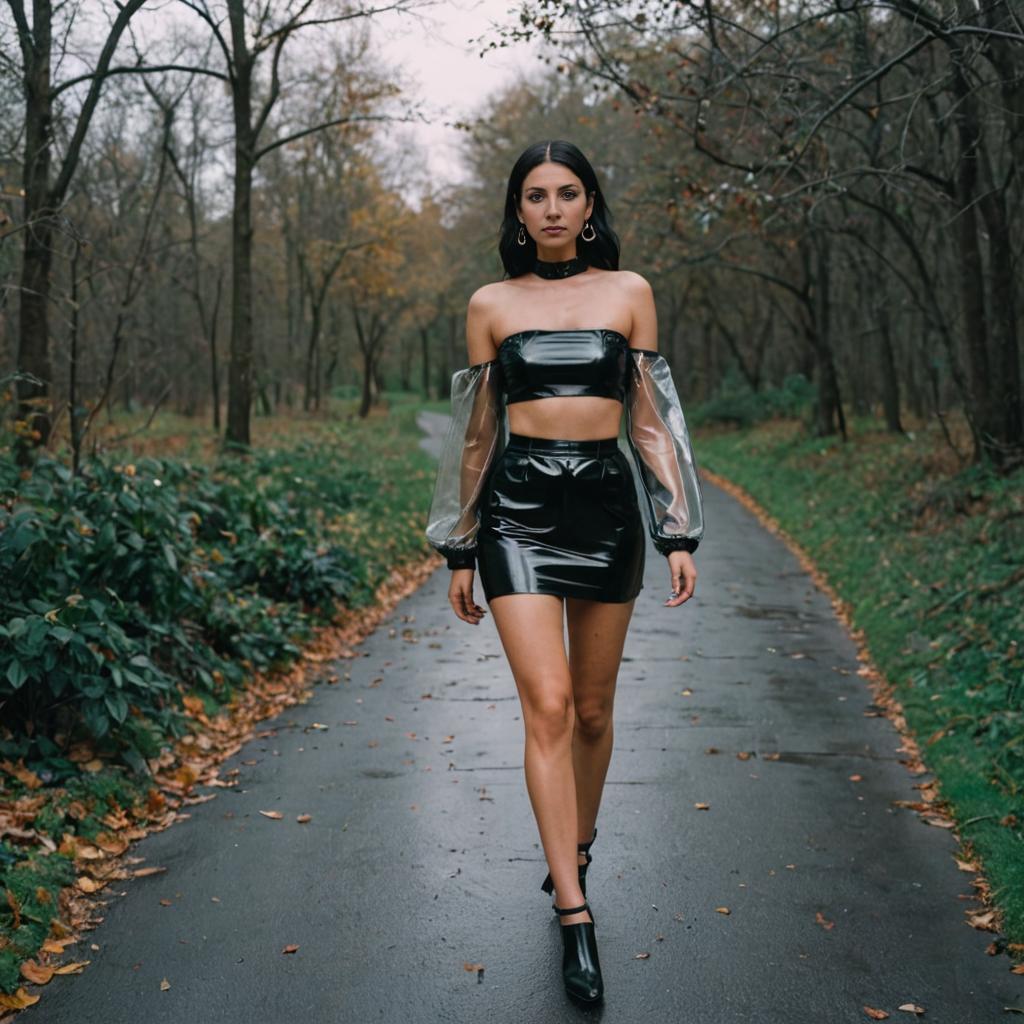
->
[425,139,705,1005]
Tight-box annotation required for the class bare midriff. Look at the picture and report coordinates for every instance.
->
[506,395,624,441]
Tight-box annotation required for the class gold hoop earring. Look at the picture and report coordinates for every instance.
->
[581,220,597,242]
[517,224,527,246]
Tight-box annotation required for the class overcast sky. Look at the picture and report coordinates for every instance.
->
[372,0,544,185]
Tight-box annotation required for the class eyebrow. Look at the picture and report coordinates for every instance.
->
[523,183,581,191]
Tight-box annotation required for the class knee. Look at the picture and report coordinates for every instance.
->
[575,696,613,739]
[525,689,575,746]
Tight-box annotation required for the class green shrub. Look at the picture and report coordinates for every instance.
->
[1,415,436,769]
[690,366,816,429]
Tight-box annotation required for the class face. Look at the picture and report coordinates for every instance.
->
[517,161,594,252]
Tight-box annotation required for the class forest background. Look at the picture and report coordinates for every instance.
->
[0,0,1022,1007]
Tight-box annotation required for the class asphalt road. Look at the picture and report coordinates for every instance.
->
[26,414,1022,1023]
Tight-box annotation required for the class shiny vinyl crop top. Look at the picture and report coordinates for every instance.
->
[498,328,630,404]
[425,328,706,569]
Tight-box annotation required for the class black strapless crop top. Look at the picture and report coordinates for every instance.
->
[497,328,630,405]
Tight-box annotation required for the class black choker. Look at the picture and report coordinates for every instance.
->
[533,255,589,280]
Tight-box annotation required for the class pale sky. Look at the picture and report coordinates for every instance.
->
[372,0,544,185]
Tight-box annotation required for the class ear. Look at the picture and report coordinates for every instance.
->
[585,191,595,220]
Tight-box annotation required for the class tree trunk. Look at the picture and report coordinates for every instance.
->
[225,0,255,448]
[15,0,55,459]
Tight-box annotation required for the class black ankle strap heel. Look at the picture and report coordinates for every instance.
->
[540,826,598,897]
[552,899,603,1004]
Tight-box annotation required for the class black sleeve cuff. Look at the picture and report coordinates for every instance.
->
[444,548,477,571]
[654,536,700,556]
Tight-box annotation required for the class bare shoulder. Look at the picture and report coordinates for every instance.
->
[612,269,655,301]
[467,280,509,316]
[608,270,658,348]
[465,281,515,363]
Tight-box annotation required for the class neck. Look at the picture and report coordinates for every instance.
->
[533,253,589,280]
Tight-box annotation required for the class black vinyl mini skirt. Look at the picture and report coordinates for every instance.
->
[476,432,646,603]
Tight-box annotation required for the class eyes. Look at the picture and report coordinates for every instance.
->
[526,189,580,202]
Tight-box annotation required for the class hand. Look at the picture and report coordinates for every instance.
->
[449,568,487,624]
[664,550,697,607]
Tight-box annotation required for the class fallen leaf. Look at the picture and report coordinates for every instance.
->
[53,961,89,975]
[463,962,484,973]
[1012,965,1024,975]
[815,911,835,930]
[282,944,299,954]
[715,906,730,915]
[633,951,651,959]
[296,814,312,824]
[259,810,284,820]
[160,978,171,991]
[0,987,41,1009]
[19,960,54,985]
[849,773,863,782]
[132,866,168,878]
[159,898,173,907]
[897,1004,926,1014]
[737,751,752,760]
[863,1008,889,1020]
[967,910,999,932]
[694,802,710,810]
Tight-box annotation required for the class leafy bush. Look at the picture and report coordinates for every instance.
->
[690,366,816,428]
[0,416,436,769]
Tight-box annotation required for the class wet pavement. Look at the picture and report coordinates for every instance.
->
[27,416,1023,1023]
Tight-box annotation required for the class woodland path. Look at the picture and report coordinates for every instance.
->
[26,413,1020,1023]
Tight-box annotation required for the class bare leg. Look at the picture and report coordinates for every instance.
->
[565,596,636,849]
[488,593,590,926]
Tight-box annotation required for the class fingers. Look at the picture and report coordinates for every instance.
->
[663,565,697,608]
[449,582,487,624]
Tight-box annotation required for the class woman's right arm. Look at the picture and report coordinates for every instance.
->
[423,286,505,574]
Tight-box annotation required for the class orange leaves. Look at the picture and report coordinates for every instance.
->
[258,810,284,820]
[0,758,46,791]
[0,987,41,1010]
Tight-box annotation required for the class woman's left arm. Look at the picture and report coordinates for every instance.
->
[621,272,705,608]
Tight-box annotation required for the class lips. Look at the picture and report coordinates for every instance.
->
[542,227,566,233]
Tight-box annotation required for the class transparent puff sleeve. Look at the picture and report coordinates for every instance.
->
[425,359,505,570]
[624,349,705,556]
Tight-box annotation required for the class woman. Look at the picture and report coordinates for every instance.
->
[425,139,705,1005]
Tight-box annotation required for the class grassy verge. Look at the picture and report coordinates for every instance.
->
[697,417,1024,950]
[0,393,441,1002]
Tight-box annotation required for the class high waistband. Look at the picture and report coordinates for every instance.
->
[506,432,621,456]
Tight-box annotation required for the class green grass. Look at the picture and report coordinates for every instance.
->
[697,417,1024,947]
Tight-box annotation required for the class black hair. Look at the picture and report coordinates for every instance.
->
[498,140,620,278]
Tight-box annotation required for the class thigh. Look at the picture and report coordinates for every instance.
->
[565,597,636,703]
[489,594,573,715]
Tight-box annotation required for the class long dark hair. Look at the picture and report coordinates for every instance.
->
[498,140,620,278]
